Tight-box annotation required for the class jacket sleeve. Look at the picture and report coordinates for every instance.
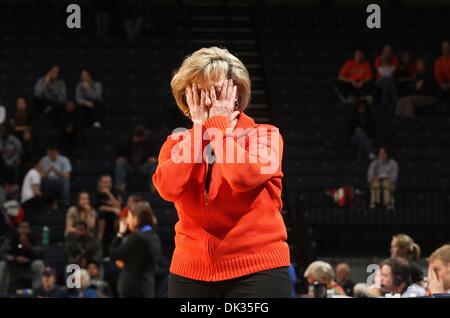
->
[109,235,135,261]
[204,115,283,192]
[152,125,205,202]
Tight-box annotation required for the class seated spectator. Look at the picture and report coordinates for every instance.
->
[335,263,355,297]
[33,266,67,298]
[65,191,97,236]
[21,159,57,211]
[304,261,346,297]
[378,257,425,297]
[347,101,376,161]
[396,59,437,118]
[65,221,102,268]
[75,69,104,128]
[59,100,83,158]
[87,260,112,297]
[427,244,450,296]
[115,126,158,193]
[396,51,417,96]
[0,124,22,184]
[375,45,399,106]
[434,40,450,98]
[390,234,424,284]
[3,222,44,293]
[33,65,67,116]
[41,145,72,206]
[0,98,6,125]
[91,175,121,256]
[78,269,99,298]
[336,49,373,104]
[367,147,398,210]
[10,97,34,141]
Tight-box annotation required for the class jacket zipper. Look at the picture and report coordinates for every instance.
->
[204,159,214,277]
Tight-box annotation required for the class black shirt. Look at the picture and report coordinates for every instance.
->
[110,230,161,298]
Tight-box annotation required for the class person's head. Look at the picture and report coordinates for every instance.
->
[335,263,351,283]
[87,261,101,280]
[46,145,60,160]
[354,50,364,63]
[391,234,421,261]
[378,146,390,161]
[401,51,412,64]
[428,244,450,292]
[79,269,91,289]
[379,257,411,294]
[127,201,157,232]
[382,45,393,58]
[64,100,76,113]
[74,221,88,237]
[32,158,43,173]
[171,47,251,119]
[17,221,31,236]
[97,175,113,191]
[304,261,335,288]
[416,59,426,73]
[76,191,91,211]
[16,97,28,112]
[131,125,149,143]
[442,40,450,56]
[41,267,57,291]
[48,65,60,80]
[80,69,93,83]
[126,195,143,211]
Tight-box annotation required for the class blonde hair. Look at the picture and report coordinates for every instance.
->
[170,47,251,116]
[429,244,450,264]
[393,234,421,261]
[304,261,335,283]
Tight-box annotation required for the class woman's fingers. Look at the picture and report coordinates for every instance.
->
[185,86,193,108]
[200,89,206,107]
[192,83,199,106]
[230,110,240,121]
[232,85,237,104]
[226,79,234,100]
[219,78,228,100]
[210,86,217,104]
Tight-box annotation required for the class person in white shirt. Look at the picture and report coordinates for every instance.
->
[21,159,57,210]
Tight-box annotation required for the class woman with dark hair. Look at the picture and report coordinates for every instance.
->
[65,191,97,236]
[110,201,161,298]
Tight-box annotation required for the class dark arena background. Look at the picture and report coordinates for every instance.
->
[0,0,449,305]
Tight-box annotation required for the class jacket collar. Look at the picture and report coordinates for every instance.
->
[234,112,256,130]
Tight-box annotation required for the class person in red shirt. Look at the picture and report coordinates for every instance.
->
[337,50,374,103]
[152,47,291,298]
[375,45,399,106]
[434,40,450,96]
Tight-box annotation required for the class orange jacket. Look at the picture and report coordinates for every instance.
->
[434,56,450,85]
[339,59,373,82]
[152,113,290,281]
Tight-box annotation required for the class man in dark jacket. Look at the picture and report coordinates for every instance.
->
[65,221,102,268]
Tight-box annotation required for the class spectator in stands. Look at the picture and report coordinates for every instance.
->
[65,191,97,236]
[0,124,22,184]
[110,201,161,298]
[395,59,437,118]
[375,45,399,106]
[390,234,424,284]
[0,232,11,295]
[10,97,34,141]
[0,98,6,125]
[41,145,72,206]
[304,261,346,297]
[347,101,377,161]
[75,69,104,129]
[378,257,425,297]
[59,100,83,158]
[71,268,98,298]
[3,221,45,293]
[33,266,67,298]
[33,65,67,116]
[336,49,373,104]
[115,125,158,193]
[427,244,450,296]
[434,40,450,98]
[335,263,355,297]
[65,220,102,268]
[21,159,57,211]
[87,260,112,297]
[368,147,399,210]
[91,175,121,256]
[396,51,417,96]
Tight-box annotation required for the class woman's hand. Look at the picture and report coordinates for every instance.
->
[428,267,445,294]
[186,83,208,125]
[208,79,240,128]
[118,219,128,236]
